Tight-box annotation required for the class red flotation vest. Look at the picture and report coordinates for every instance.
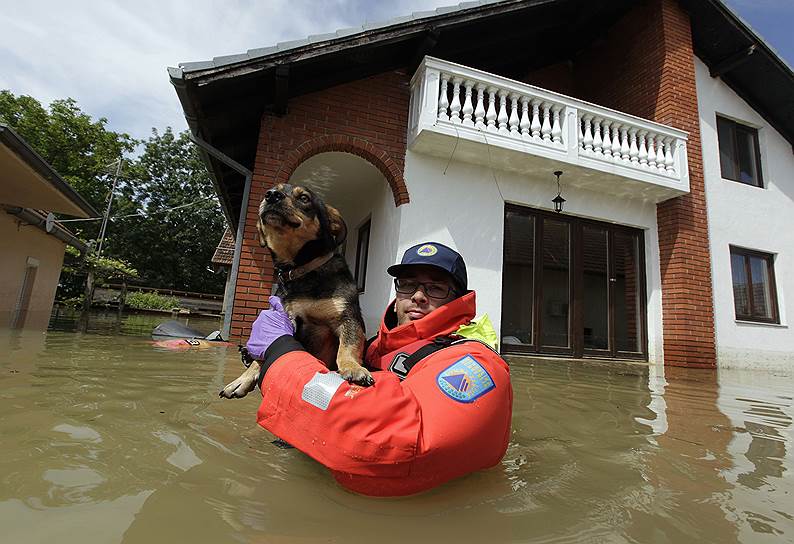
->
[256,291,513,496]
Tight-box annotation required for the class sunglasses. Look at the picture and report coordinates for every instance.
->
[394,278,455,300]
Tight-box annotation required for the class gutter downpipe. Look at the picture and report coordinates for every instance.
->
[188,134,253,341]
[3,205,89,253]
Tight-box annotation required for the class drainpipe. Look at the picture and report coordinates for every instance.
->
[188,134,253,340]
[3,205,88,253]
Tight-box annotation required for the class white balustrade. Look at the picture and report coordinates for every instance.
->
[409,56,689,194]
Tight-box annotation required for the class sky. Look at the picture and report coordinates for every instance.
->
[1,0,792,142]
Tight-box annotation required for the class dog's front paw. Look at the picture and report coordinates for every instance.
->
[219,374,257,399]
[218,361,259,399]
[219,362,261,399]
[338,364,375,387]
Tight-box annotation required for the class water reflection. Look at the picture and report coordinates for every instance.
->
[0,328,793,543]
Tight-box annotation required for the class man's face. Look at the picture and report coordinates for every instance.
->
[394,265,459,326]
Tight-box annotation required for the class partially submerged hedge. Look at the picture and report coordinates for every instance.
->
[125,291,180,311]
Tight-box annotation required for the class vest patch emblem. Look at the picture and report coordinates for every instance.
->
[389,352,411,379]
[436,355,495,403]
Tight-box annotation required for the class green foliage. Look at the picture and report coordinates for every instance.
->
[109,128,226,293]
[60,295,85,309]
[89,254,139,281]
[125,291,181,311]
[63,245,138,280]
[0,91,226,295]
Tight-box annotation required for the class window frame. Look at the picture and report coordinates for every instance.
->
[354,218,371,293]
[716,115,764,188]
[729,246,779,324]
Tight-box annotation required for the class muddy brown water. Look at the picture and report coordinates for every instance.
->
[1,326,792,543]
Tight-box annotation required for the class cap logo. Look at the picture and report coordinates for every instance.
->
[416,244,438,257]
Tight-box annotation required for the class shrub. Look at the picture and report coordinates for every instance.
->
[125,291,180,311]
[59,295,85,309]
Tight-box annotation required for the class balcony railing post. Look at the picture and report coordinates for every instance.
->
[675,139,688,181]
[566,107,579,161]
[420,65,442,130]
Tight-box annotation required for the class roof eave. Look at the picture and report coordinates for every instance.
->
[0,124,100,218]
[170,0,546,85]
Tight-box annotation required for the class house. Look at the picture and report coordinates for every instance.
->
[170,0,794,370]
[0,124,98,329]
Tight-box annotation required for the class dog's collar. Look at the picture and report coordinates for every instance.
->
[276,252,335,284]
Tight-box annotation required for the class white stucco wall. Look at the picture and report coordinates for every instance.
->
[695,57,794,369]
[400,150,666,364]
[339,179,402,337]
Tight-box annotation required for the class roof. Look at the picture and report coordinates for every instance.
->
[681,0,794,150]
[170,0,794,229]
[169,0,636,228]
[211,226,235,266]
[172,0,506,78]
[0,123,99,218]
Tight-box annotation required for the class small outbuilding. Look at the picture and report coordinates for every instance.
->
[0,123,98,329]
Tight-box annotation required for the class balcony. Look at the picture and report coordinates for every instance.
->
[408,57,690,203]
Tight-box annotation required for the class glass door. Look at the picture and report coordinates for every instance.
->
[613,229,644,356]
[581,225,610,355]
[501,205,647,360]
[539,218,572,355]
[501,210,535,348]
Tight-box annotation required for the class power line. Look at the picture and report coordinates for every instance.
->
[58,195,217,222]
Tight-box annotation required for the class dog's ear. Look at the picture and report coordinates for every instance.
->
[256,216,268,247]
[326,205,347,248]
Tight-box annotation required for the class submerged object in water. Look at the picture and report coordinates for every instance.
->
[152,320,220,340]
[151,320,229,349]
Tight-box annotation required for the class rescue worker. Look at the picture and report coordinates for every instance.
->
[247,242,512,496]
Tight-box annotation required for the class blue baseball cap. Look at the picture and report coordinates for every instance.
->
[387,242,468,292]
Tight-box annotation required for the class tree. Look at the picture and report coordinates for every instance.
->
[0,91,226,295]
[109,128,226,293]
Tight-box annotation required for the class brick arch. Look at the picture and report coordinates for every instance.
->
[274,135,409,206]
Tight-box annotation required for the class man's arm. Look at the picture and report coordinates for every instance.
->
[256,338,512,488]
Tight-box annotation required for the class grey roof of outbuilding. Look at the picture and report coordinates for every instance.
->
[0,123,100,218]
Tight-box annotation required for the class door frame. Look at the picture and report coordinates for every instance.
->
[501,204,648,361]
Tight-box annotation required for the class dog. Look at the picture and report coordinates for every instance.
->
[219,183,373,399]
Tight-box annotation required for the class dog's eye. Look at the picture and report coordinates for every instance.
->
[298,194,311,203]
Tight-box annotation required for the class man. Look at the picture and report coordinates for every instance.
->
[247,242,512,496]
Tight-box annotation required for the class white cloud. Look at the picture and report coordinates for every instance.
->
[0,0,451,139]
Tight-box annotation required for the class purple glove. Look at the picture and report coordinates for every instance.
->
[246,296,295,360]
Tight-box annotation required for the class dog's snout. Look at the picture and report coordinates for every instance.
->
[265,189,285,204]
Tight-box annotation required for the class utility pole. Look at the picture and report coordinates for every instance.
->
[81,159,123,324]
[96,158,123,258]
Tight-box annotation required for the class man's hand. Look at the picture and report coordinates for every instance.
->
[219,297,294,399]
[246,296,295,360]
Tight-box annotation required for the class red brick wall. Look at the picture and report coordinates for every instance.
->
[575,0,717,368]
[229,70,411,340]
[521,61,574,96]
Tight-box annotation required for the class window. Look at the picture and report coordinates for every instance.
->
[354,219,371,293]
[11,257,39,329]
[729,247,779,323]
[716,116,763,187]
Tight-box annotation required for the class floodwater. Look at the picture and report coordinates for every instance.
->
[1,327,793,543]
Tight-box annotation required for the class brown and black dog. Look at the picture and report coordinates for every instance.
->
[219,183,372,399]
